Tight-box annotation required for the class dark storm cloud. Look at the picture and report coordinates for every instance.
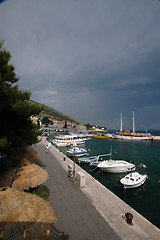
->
[0,0,7,4]
[1,0,160,129]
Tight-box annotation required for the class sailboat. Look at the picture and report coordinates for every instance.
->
[113,112,152,140]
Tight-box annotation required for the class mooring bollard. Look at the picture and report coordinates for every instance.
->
[125,212,133,225]
[63,157,66,161]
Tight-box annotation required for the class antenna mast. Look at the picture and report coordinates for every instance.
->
[120,113,122,133]
[133,112,135,134]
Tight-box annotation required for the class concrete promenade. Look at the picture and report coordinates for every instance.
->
[36,139,160,240]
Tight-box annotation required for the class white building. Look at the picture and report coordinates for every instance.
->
[75,124,87,133]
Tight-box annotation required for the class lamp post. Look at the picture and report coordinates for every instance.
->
[72,143,76,180]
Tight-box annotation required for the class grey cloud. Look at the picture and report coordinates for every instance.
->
[1,0,160,129]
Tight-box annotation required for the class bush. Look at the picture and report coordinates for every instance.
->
[28,184,49,200]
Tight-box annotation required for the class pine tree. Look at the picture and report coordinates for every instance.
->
[0,40,43,173]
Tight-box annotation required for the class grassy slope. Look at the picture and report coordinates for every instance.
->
[31,100,82,124]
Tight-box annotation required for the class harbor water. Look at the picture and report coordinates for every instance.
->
[49,134,160,229]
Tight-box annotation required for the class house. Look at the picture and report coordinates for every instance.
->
[54,121,65,130]
[75,124,87,133]
[31,116,38,124]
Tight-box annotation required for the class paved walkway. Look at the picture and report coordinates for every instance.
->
[36,139,160,240]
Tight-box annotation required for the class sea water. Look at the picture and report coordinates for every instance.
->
[49,134,160,229]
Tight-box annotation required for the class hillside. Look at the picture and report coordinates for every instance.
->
[31,100,82,124]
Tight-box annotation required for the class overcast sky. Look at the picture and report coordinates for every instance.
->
[1,0,160,130]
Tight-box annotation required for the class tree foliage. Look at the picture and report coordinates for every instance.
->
[64,121,67,129]
[41,117,52,127]
[0,40,43,173]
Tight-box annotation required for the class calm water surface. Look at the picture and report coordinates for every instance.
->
[49,135,160,229]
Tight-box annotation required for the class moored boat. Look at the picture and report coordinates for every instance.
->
[92,133,109,139]
[78,156,98,164]
[53,133,89,145]
[78,153,111,164]
[113,112,153,141]
[67,147,88,157]
[71,141,85,145]
[120,172,148,189]
[54,142,71,147]
[97,159,135,173]
[113,133,151,141]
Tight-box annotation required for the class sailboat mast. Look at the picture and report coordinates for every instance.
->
[120,113,123,133]
[133,112,135,134]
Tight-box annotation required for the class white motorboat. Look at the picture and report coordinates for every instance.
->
[67,147,88,157]
[120,172,148,189]
[97,159,135,173]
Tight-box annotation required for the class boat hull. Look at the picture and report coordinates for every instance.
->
[113,135,150,141]
[92,136,109,139]
[55,142,71,147]
[78,156,98,164]
[54,139,85,144]
[67,147,88,157]
[67,152,87,157]
[100,167,134,173]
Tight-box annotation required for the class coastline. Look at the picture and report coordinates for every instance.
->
[36,137,160,240]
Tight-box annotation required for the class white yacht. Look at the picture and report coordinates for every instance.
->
[53,133,88,145]
[120,172,148,189]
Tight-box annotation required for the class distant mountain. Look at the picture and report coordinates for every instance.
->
[31,100,82,124]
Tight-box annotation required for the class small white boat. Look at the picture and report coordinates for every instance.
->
[97,160,135,173]
[120,172,148,189]
[67,147,88,157]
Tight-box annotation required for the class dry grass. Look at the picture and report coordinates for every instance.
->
[11,158,48,191]
[0,146,44,189]
[0,187,57,239]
